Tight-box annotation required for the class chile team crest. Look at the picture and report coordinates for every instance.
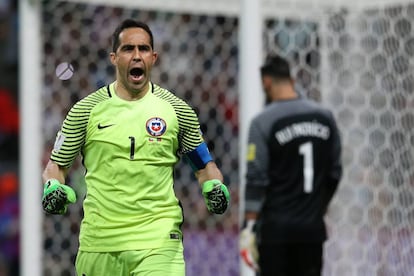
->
[146,117,167,136]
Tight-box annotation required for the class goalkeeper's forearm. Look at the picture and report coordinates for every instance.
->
[195,161,224,186]
[42,160,68,183]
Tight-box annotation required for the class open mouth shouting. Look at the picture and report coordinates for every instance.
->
[129,67,144,82]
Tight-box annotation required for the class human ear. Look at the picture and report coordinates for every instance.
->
[109,52,116,66]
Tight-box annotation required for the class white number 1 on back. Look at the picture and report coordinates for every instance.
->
[299,142,314,193]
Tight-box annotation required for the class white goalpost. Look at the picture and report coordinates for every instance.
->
[20,0,414,275]
[19,1,42,276]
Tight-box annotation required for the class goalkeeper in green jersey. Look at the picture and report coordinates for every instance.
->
[42,19,230,276]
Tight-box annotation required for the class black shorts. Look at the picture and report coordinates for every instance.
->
[258,242,323,276]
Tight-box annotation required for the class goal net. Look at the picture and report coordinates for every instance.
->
[319,4,414,276]
[36,0,414,275]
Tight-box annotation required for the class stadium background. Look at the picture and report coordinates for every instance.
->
[9,0,414,275]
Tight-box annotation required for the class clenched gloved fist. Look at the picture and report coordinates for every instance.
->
[202,179,230,214]
[42,179,76,215]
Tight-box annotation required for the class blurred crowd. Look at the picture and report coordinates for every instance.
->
[0,0,19,275]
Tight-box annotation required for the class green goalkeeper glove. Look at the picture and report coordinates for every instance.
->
[202,179,230,214]
[42,179,76,215]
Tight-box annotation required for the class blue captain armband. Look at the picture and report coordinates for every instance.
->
[184,142,213,171]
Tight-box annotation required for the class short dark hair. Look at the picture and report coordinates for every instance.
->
[260,55,291,80]
[111,19,154,52]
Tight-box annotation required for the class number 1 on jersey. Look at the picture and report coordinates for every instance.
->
[129,136,135,160]
[299,142,314,193]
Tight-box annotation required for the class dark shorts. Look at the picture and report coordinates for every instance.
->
[258,242,323,276]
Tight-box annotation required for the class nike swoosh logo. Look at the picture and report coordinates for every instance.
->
[98,123,115,129]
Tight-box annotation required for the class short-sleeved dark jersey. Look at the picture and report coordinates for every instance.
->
[245,97,342,243]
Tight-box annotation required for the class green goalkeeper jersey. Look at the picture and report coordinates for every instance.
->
[50,82,204,251]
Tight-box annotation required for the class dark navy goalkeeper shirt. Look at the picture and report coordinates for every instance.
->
[245,97,342,243]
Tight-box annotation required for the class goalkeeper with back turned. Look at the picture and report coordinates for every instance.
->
[42,19,230,276]
[240,55,342,276]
